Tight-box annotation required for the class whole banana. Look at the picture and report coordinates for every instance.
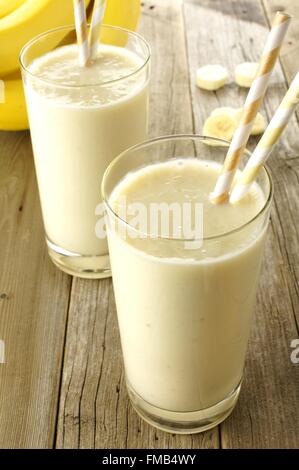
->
[0,72,28,130]
[0,0,25,18]
[0,0,141,131]
[0,0,91,76]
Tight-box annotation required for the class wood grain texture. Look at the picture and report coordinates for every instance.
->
[262,0,299,86]
[0,0,298,450]
[184,0,299,448]
[0,132,71,448]
[55,0,219,450]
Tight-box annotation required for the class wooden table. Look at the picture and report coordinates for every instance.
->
[0,0,299,449]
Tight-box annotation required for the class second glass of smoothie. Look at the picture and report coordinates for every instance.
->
[102,135,273,434]
[20,25,150,278]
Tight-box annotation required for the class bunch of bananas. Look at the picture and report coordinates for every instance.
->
[0,0,140,131]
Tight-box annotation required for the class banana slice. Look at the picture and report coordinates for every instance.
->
[235,108,267,135]
[235,62,259,88]
[251,113,267,135]
[203,108,238,141]
[203,107,267,143]
[196,65,229,91]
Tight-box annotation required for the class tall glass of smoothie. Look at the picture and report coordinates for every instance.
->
[102,135,273,434]
[20,25,150,278]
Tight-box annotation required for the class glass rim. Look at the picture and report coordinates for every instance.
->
[19,23,151,89]
[101,134,273,242]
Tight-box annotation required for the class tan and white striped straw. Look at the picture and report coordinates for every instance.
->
[210,11,291,204]
[73,0,89,66]
[230,71,299,203]
[89,0,106,60]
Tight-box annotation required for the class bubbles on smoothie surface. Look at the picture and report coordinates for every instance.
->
[28,44,145,106]
[110,159,266,239]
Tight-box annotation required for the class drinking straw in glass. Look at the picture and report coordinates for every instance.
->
[230,71,299,203]
[210,11,291,204]
[73,0,89,66]
[89,0,106,60]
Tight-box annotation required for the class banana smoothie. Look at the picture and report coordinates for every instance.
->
[22,28,149,277]
[104,150,271,431]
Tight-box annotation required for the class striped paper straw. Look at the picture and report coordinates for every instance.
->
[89,0,106,60]
[230,71,299,203]
[73,0,89,66]
[210,11,291,204]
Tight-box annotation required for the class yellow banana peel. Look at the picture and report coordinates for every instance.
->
[101,0,141,45]
[0,72,28,131]
[0,0,141,131]
[0,0,25,19]
[0,0,91,76]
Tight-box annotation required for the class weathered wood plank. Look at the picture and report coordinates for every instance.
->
[0,131,71,448]
[55,0,219,450]
[184,0,299,448]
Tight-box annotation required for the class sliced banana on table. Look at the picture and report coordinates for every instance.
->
[235,62,259,88]
[203,106,267,143]
[203,107,238,142]
[196,65,229,91]
[251,113,267,135]
[234,108,267,135]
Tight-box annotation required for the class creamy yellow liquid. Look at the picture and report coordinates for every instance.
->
[108,159,267,411]
[25,44,149,256]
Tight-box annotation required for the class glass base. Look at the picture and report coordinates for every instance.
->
[127,381,241,434]
[46,238,111,279]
